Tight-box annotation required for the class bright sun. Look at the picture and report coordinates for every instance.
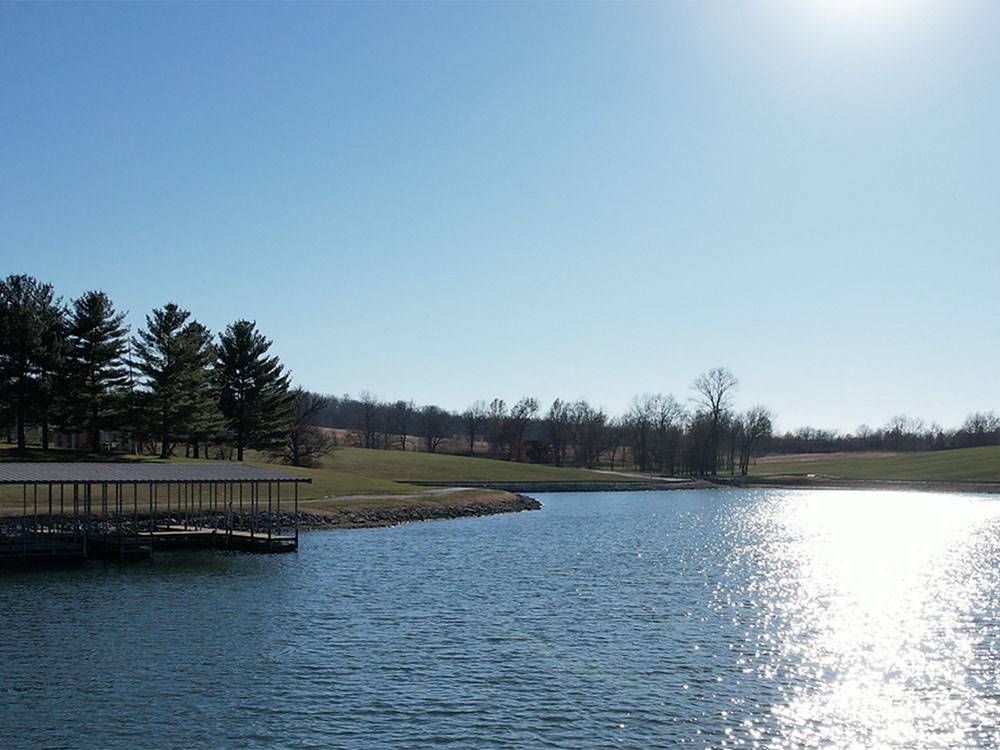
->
[782,0,941,52]
[810,0,928,30]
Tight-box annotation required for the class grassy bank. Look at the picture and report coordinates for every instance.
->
[0,444,642,514]
[248,448,642,500]
[751,445,1000,482]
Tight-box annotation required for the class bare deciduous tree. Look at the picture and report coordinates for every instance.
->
[691,367,738,475]
[418,405,451,453]
[545,398,572,466]
[651,394,685,476]
[506,397,538,461]
[486,398,507,458]
[272,388,335,467]
[737,405,772,476]
[569,400,607,469]
[462,400,487,455]
[626,394,656,471]
[356,391,381,449]
[390,399,415,450]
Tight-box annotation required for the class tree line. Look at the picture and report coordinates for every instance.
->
[0,274,332,466]
[309,366,775,476]
[769,412,1000,454]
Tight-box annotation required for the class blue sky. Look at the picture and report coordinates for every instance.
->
[2,1,997,432]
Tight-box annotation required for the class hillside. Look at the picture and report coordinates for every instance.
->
[752,446,1000,482]
[0,444,642,502]
[251,447,641,500]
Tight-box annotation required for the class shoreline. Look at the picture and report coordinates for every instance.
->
[719,475,1000,495]
[298,491,542,529]
[0,493,544,536]
[5,477,999,542]
[402,479,713,493]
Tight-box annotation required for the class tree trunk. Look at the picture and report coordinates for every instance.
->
[41,420,49,450]
[16,415,26,450]
[237,444,244,462]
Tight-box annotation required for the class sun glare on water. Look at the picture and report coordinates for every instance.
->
[737,491,1000,747]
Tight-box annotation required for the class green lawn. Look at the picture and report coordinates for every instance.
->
[248,447,630,500]
[0,444,635,504]
[752,445,1000,482]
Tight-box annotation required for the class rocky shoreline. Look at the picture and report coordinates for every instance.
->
[299,493,542,529]
[0,493,543,536]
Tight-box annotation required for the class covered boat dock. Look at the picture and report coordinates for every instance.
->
[0,462,311,564]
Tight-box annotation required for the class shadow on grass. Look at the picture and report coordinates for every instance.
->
[0,445,158,463]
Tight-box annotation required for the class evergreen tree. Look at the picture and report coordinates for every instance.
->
[0,275,66,450]
[217,320,292,461]
[133,305,224,459]
[180,320,223,458]
[62,291,129,451]
[132,304,194,458]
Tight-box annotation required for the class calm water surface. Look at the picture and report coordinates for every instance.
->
[2,489,1000,749]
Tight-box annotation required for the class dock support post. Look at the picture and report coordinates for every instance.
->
[82,483,90,559]
[21,483,26,555]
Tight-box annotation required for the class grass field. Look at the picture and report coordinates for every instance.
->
[752,445,1000,482]
[0,444,636,511]
[246,447,632,500]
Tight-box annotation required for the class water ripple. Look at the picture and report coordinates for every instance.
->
[2,489,999,748]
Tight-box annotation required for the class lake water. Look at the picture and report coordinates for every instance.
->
[2,488,1000,749]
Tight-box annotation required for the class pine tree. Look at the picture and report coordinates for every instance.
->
[62,291,129,451]
[133,305,224,459]
[0,275,66,450]
[132,303,194,458]
[180,320,223,458]
[217,320,292,461]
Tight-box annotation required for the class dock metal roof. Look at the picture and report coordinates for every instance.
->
[0,462,311,484]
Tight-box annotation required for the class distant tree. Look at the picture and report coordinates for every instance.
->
[626,394,656,471]
[418,405,450,453]
[604,416,626,471]
[377,401,394,450]
[61,291,130,451]
[462,400,487,455]
[545,398,572,466]
[960,412,1000,448]
[271,388,334,467]
[737,406,773,475]
[217,320,293,461]
[883,414,926,452]
[485,398,508,457]
[691,367,738,475]
[355,391,381,449]
[855,424,875,450]
[569,400,608,469]
[506,397,538,461]
[0,275,66,450]
[684,412,715,476]
[650,394,685,475]
[389,400,415,450]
